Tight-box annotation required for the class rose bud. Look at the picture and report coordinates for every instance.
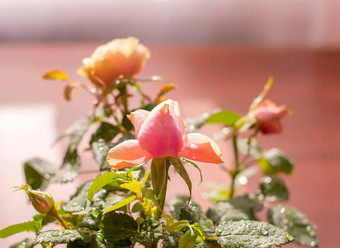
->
[252,100,291,134]
[78,37,150,87]
[23,186,55,214]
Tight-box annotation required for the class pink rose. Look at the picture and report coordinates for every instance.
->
[252,100,291,134]
[107,100,223,170]
[79,37,150,87]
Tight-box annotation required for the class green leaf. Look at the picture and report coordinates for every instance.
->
[64,181,107,216]
[54,115,91,183]
[87,172,127,201]
[192,223,205,242]
[132,201,144,213]
[179,229,196,248]
[79,209,102,230]
[122,115,134,132]
[9,238,34,248]
[33,213,55,227]
[23,157,57,190]
[216,220,294,248]
[206,111,240,126]
[91,141,110,171]
[121,181,143,194]
[67,240,91,248]
[207,194,263,223]
[52,162,80,184]
[194,241,208,248]
[55,115,92,182]
[0,221,42,238]
[178,201,215,237]
[170,158,192,199]
[100,212,137,243]
[56,115,92,145]
[35,229,93,244]
[103,193,132,213]
[104,195,137,214]
[60,182,106,230]
[136,218,163,246]
[89,234,114,248]
[167,220,190,232]
[163,231,182,248]
[182,158,203,183]
[258,148,294,176]
[207,202,250,223]
[168,196,190,219]
[227,194,264,219]
[142,188,161,210]
[128,82,146,106]
[258,176,289,202]
[43,70,69,81]
[268,205,319,247]
[64,182,92,212]
[90,122,120,144]
[151,158,168,197]
[53,146,81,184]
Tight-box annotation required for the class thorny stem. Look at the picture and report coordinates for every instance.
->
[229,130,239,199]
[239,129,259,166]
[229,128,259,199]
[49,207,70,230]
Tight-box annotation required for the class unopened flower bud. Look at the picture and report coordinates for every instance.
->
[251,100,291,134]
[17,185,55,214]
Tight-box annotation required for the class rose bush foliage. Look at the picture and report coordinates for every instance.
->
[0,38,318,248]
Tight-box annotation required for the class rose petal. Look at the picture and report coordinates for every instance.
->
[179,133,223,164]
[137,101,183,158]
[106,139,153,170]
[168,100,186,138]
[128,109,150,137]
[258,119,283,134]
[253,100,290,122]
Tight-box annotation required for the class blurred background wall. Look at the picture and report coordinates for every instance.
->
[1,0,340,48]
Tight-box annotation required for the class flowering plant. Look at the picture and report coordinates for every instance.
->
[0,38,318,248]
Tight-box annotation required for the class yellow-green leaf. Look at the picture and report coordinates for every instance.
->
[206,111,240,126]
[42,70,69,81]
[179,229,196,248]
[0,221,42,239]
[87,172,127,201]
[104,195,137,214]
[155,84,177,102]
[121,181,143,194]
[167,220,190,232]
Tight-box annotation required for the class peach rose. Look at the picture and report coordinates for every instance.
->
[79,37,150,87]
[252,100,291,134]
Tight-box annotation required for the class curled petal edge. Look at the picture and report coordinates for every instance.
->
[179,133,223,164]
[128,109,150,137]
[106,139,153,170]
